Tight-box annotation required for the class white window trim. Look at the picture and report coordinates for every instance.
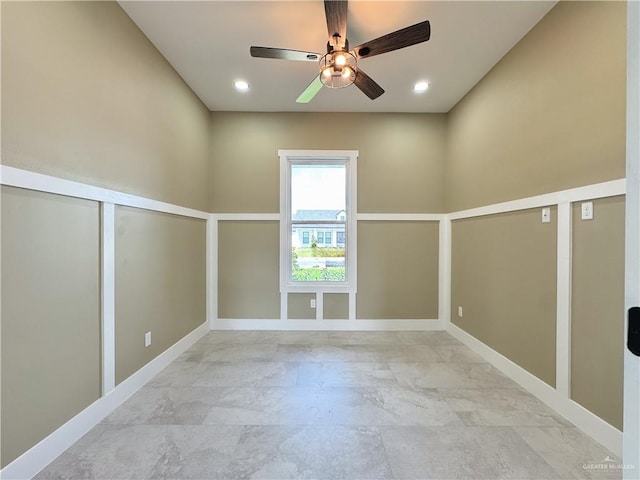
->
[279,149,358,294]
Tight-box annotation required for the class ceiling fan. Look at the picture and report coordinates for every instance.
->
[250,0,431,103]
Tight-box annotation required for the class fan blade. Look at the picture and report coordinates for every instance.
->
[353,20,430,59]
[296,76,323,103]
[324,0,348,48]
[250,46,321,62]
[354,68,384,100]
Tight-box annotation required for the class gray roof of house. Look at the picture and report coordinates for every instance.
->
[292,209,344,221]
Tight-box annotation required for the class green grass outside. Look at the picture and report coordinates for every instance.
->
[292,267,345,282]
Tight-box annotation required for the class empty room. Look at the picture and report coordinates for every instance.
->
[2,1,639,479]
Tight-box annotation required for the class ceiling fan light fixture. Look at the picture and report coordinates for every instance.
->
[319,51,357,89]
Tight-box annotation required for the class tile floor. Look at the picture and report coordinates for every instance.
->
[38,331,622,479]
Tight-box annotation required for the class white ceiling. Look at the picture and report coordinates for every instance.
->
[119,1,555,113]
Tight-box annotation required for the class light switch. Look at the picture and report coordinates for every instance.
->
[541,207,551,223]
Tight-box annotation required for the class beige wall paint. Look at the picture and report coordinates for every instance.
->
[218,221,280,319]
[1,187,101,467]
[324,293,349,320]
[210,112,446,214]
[446,1,626,211]
[357,221,439,319]
[451,208,557,386]
[0,0,628,453]
[288,293,316,320]
[1,1,210,210]
[571,196,624,430]
[115,207,206,385]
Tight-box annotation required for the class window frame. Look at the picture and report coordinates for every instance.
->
[279,149,358,294]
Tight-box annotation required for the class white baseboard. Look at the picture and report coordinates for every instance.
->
[0,322,209,480]
[446,323,623,456]
[213,318,444,331]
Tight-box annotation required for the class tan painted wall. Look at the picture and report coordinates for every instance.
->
[211,112,446,320]
[1,1,210,210]
[209,112,446,213]
[1,187,101,467]
[357,221,439,319]
[324,293,349,320]
[288,293,316,320]
[1,0,627,450]
[451,208,557,387]
[446,1,626,212]
[571,196,625,430]
[115,207,206,384]
[218,221,281,319]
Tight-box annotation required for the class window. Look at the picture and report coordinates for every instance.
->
[280,150,357,292]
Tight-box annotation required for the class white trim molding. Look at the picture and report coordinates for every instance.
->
[277,149,359,159]
[447,323,623,456]
[446,178,627,457]
[2,165,630,471]
[206,214,217,329]
[357,213,445,222]
[213,213,280,221]
[438,218,451,329]
[100,202,116,395]
[214,318,442,331]
[0,323,209,480]
[1,167,212,479]
[316,292,324,321]
[1,165,210,220]
[556,201,572,398]
[449,179,625,221]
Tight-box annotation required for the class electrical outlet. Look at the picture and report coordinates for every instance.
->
[581,201,593,220]
[458,306,463,317]
[310,299,316,309]
[145,331,152,347]
[541,207,551,223]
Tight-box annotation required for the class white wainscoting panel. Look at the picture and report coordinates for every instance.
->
[447,323,622,456]
[0,323,209,480]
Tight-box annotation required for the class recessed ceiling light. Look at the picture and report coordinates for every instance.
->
[413,81,429,93]
[234,80,249,91]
